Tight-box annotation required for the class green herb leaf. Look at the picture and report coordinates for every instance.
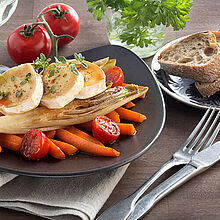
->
[16,90,22,98]
[48,69,55,78]
[32,53,51,73]
[49,85,56,93]
[11,76,15,81]
[20,79,27,85]
[40,53,46,61]
[58,56,67,64]
[86,0,192,47]
[54,56,60,63]
[0,91,9,100]
[26,72,31,78]
[81,62,88,69]
[20,72,32,85]
[70,64,79,75]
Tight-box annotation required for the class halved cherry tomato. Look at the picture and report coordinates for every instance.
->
[20,129,49,160]
[104,66,124,87]
[92,115,120,144]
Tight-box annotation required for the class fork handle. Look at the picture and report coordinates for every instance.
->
[97,159,182,220]
[127,164,198,220]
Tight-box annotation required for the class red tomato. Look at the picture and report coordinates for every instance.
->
[104,66,124,87]
[92,116,120,144]
[7,24,52,64]
[38,3,80,47]
[20,129,50,160]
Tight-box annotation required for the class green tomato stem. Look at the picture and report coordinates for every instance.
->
[37,9,74,61]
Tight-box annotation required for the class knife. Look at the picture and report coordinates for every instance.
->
[127,141,220,220]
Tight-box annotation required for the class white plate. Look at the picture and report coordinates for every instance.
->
[151,36,220,110]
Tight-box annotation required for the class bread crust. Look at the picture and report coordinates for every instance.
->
[195,79,220,97]
[158,31,220,83]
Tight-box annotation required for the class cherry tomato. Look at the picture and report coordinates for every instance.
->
[38,3,80,47]
[92,115,120,144]
[104,66,124,87]
[20,129,50,160]
[7,24,52,64]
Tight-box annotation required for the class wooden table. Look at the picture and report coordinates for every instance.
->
[0,0,219,219]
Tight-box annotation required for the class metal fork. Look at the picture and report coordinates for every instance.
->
[97,107,220,220]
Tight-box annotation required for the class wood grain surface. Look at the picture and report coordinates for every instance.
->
[0,0,220,219]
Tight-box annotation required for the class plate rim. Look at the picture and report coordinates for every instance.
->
[151,36,220,110]
[0,45,166,177]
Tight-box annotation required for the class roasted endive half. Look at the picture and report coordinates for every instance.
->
[0,85,148,134]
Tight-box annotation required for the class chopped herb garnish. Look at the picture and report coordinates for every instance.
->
[16,90,22,98]
[49,85,56,93]
[0,91,9,100]
[20,72,32,85]
[48,69,55,78]
[11,76,15,81]
[20,80,27,85]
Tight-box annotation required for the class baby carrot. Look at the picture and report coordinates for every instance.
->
[51,139,78,155]
[0,133,22,152]
[115,107,146,123]
[48,139,65,159]
[116,123,136,136]
[123,101,135,108]
[45,130,56,139]
[66,126,104,146]
[106,110,120,123]
[56,129,120,157]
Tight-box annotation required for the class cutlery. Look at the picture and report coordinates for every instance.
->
[128,140,220,219]
[97,108,220,220]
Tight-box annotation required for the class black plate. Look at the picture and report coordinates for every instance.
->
[0,45,165,177]
[152,37,220,109]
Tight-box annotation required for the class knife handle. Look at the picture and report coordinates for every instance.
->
[127,164,198,220]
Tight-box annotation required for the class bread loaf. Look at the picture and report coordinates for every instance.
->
[158,31,220,83]
[195,79,220,97]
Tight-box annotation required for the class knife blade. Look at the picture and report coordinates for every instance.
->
[127,141,220,220]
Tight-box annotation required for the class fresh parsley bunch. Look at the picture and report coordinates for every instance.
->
[87,0,192,48]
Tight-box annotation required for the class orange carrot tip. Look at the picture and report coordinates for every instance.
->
[116,123,136,136]
[44,130,56,139]
[124,101,135,108]
[0,146,2,153]
[51,139,78,155]
[48,139,66,159]
[106,110,120,123]
[115,107,146,123]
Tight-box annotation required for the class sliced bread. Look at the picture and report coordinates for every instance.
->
[158,31,220,83]
[195,79,220,98]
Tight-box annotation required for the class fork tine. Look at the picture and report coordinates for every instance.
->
[180,107,212,151]
[186,108,216,153]
[193,110,220,153]
[204,112,220,148]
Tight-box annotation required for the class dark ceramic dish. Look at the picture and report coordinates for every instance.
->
[152,37,220,109]
[0,45,165,177]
